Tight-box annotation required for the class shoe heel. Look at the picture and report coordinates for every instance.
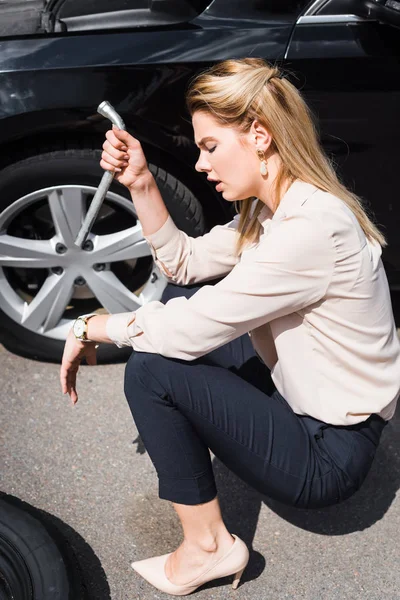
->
[232,567,245,590]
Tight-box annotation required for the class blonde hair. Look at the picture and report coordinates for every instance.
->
[186,58,386,256]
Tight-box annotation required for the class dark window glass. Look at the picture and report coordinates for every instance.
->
[57,0,311,20]
[58,1,147,19]
[254,0,311,15]
[204,0,313,22]
[57,0,212,19]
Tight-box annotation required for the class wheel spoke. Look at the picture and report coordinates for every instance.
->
[47,187,86,246]
[85,270,143,313]
[0,234,59,268]
[93,224,152,263]
[0,182,167,342]
[138,265,168,303]
[21,272,75,332]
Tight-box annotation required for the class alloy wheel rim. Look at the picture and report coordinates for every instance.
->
[0,185,167,340]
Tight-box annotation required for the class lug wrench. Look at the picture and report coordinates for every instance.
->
[74,101,126,248]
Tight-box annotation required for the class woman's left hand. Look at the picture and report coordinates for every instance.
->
[60,329,98,405]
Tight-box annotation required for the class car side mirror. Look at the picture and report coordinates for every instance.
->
[358,0,400,28]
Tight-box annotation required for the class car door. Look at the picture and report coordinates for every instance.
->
[0,0,310,362]
[0,0,45,36]
[286,0,400,286]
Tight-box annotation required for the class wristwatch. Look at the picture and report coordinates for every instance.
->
[73,313,97,342]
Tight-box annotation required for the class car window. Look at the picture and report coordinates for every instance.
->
[55,0,210,20]
[44,0,314,32]
[254,0,311,16]
[0,0,45,37]
[316,0,362,15]
[202,0,313,22]
[55,0,312,23]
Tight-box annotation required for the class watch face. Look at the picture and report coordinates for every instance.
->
[73,319,85,337]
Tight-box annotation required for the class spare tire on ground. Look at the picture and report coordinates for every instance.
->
[0,496,86,599]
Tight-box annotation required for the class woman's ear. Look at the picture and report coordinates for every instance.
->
[250,120,272,152]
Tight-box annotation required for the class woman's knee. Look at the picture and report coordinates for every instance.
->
[124,351,152,397]
[124,351,171,400]
[125,351,157,381]
[125,349,163,371]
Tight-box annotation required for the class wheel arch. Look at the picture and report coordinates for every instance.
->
[0,144,220,362]
[0,112,232,227]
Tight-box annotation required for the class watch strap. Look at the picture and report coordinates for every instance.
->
[74,313,97,342]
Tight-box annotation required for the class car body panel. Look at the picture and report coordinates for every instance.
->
[0,6,296,223]
[286,19,400,275]
[0,0,398,281]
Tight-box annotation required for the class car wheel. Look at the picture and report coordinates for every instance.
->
[0,148,206,363]
[0,497,85,599]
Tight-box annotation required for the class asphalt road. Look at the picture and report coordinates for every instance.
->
[1,342,399,600]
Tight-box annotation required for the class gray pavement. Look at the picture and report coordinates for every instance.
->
[1,342,399,600]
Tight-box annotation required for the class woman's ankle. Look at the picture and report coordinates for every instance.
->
[172,498,234,555]
[184,529,234,554]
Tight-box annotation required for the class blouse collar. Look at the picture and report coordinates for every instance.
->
[256,180,319,227]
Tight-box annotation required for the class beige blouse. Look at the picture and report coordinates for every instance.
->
[106,180,400,425]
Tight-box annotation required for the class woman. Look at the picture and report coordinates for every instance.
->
[60,58,400,596]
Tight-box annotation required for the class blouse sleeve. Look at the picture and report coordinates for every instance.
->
[106,212,335,356]
[143,213,241,285]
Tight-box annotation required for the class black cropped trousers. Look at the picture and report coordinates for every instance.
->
[123,281,387,509]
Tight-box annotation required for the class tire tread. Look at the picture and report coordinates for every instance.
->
[0,147,206,363]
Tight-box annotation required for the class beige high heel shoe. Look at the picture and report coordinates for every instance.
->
[131,534,249,596]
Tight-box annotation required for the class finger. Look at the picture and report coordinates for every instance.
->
[101,150,129,169]
[60,369,67,394]
[67,373,78,404]
[100,159,122,173]
[70,387,78,405]
[110,127,141,150]
[102,139,129,161]
[65,363,79,392]
[60,364,71,394]
[105,129,129,150]
[65,371,73,396]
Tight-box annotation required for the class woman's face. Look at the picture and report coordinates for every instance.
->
[193,111,260,202]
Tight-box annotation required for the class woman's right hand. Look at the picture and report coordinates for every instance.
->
[100,127,150,190]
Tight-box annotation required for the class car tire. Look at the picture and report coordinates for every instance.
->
[0,148,206,363]
[0,497,85,600]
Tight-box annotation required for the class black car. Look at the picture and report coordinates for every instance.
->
[0,0,399,363]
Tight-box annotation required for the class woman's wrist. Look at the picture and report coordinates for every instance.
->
[72,336,90,353]
[128,170,155,195]
[127,171,170,237]
[85,314,113,344]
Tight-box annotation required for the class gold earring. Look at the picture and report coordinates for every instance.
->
[256,149,268,176]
